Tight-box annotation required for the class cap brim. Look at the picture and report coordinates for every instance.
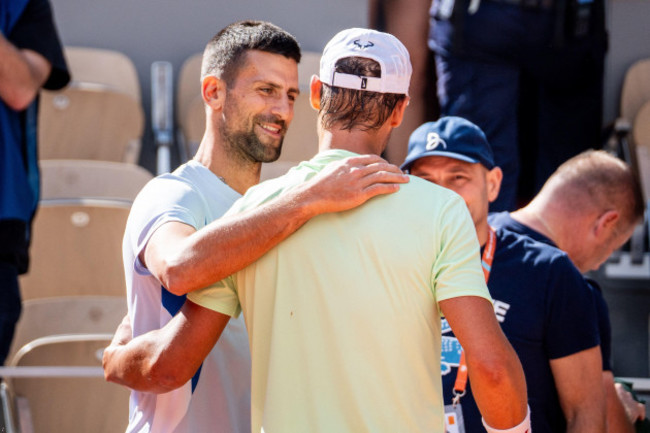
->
[401,151,480,171]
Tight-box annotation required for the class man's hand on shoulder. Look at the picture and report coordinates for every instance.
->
[300,154,409,215]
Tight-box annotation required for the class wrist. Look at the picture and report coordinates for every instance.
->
[482,405,531,433]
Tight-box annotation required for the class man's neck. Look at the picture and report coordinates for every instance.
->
[194,129,261,195]
[476,220,490,248]
[318,126,387,156]
[511,203,558,245]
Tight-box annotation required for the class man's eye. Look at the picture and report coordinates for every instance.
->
[288,94,297,102]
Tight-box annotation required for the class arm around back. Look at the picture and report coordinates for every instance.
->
[103,300,230,393]
[144,154,409,296]
[440,295,528,430]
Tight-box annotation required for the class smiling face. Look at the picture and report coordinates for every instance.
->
[220,50,299,163]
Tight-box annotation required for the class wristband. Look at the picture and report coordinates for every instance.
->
[482,405,531,433]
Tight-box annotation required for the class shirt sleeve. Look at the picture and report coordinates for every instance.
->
[187,276,242,318]
[586,278,612,371]
[9,0,70,90]
[544,256,600,360]
[432,194,493,306]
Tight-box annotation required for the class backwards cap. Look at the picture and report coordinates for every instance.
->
[319,28,412,96]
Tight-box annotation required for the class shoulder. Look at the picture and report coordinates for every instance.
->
[494,227,585,285]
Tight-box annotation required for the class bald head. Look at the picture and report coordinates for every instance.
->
[539,150,644,230]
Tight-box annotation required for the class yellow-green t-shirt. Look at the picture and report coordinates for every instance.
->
[188,149,491,433]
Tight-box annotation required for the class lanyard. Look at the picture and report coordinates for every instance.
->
[452,226,496,407]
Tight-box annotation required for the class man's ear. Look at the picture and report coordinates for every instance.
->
[309,75,322,111]
[486,166,503,204]
[594,210,620,238]
[202,75,226,111]
[389,96,410,128]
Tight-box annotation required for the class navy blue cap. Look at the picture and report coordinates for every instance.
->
[401,117,495,171]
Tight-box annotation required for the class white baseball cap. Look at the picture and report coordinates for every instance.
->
[319,28,412,96]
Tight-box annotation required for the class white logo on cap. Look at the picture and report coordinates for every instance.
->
[353,39,374,50]
[426,132,447,150]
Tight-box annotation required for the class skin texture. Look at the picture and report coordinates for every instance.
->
[410,155,606,433]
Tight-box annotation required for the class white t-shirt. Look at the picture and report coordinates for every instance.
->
[123,160,251,433]
[189,150,492,433]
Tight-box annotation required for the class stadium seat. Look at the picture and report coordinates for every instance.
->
[38,84,144,163]
[38,46,145,164]
[602,58,650,270]
[18,199,131,300]
[633,102,650,202]
[7,296,127,364]
[64,46,141,102]
[620,59,650,130]
[40,159,152,201]
[176,53,204,160]
[2,334,129,433]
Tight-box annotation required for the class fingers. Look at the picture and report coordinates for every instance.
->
[354,159,410,187]
[336,156,409,184]
[357,182,401,199]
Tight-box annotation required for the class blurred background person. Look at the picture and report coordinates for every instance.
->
[0,0,69,364]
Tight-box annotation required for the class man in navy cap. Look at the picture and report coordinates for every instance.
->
[402,116,605,433]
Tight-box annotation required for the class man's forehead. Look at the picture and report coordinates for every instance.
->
[233,50,297,79]
[413,155,477,171]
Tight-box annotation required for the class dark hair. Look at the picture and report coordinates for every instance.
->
[319,57,406,131]
[201,20,301,86]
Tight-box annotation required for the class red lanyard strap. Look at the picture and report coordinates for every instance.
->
[452,227,496,406]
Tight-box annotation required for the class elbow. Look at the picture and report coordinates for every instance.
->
[102,345,123,385]
[468,347,526,394]
[3,88,38,111]
[471,356,511,388]
[160,268,192,296]
[156,255,198,296]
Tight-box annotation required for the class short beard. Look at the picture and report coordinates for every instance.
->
[220,112,285,164]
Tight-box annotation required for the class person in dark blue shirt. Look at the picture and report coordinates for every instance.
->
[428,0,607,211]
[402,116,604,433]
[489,149,646,432]
[0,0,69,364]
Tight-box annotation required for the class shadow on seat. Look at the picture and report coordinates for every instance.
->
[38,84,144,163]
[3,334,129,433]
[19,199,131,300]
[40,159,152,201]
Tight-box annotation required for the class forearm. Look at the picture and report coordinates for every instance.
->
[103,301,228,392]
[153,154,408,295]
[441,296,528,429]
[163,189,317,294]
[0,33,49,110]
[468,342,528,429]
[103,327,177,393]
[567,407,607,433]
[604,372,635,433]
